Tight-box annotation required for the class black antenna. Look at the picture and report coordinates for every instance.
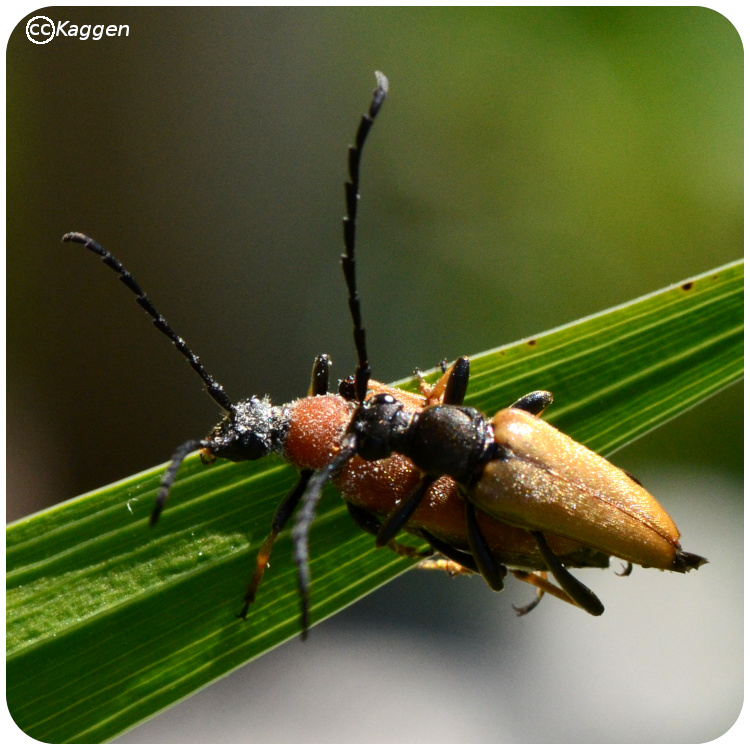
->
[291,73,389,636]
[341,71,389,403]
[62,232,233,412]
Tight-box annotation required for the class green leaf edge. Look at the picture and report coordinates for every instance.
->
[6,259,743,742]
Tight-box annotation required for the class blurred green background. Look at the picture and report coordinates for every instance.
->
[7,7,743,743]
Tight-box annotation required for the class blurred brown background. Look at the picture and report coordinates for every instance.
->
[7,7,742,743]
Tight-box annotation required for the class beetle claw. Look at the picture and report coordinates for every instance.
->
[615,562,634,577]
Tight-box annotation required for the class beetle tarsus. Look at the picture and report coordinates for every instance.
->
[513,591,544,616]
[623,470,644,487]
[416,556,475,577]
[616,561,634,577]
[420,530,480,573]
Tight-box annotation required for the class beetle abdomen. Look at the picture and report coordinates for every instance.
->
[473,408,695,571]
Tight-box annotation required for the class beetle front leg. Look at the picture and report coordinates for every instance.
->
[239,469,314,619]
[530,530,604,616]
[308,353,332,396]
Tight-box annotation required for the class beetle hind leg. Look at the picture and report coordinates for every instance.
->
[530,531,604,616]
[511,570,586,615]
[512,578,545,616]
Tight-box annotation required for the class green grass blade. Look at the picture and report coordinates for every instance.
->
[6,260,743,742]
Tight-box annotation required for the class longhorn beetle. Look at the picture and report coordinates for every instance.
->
[64,72,705,637]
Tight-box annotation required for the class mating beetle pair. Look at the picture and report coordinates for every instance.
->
[64,72,705,636]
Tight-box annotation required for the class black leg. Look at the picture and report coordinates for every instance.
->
[150,438,213,525]
[238,469,314,619]
[347,502,431,559]
[309,354,331,396]
[375,474,436,548]
[510,390,553,416]
[530,530,604,616]
[465,502,507,591]
[420,530,479,573]
[238,354,330,619]
[442,356,470,406]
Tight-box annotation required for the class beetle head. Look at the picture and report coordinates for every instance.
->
[204,397,289,463]
[350,393,412,461]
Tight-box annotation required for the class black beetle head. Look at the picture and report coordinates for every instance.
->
[205,397,289,463]
[350,393,412,461]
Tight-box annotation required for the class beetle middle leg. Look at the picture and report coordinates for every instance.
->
[510,390,553,416]
[375,474,437,547]
[421,355,470,406]
[465,501,507,591]
[346,502,431,559]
